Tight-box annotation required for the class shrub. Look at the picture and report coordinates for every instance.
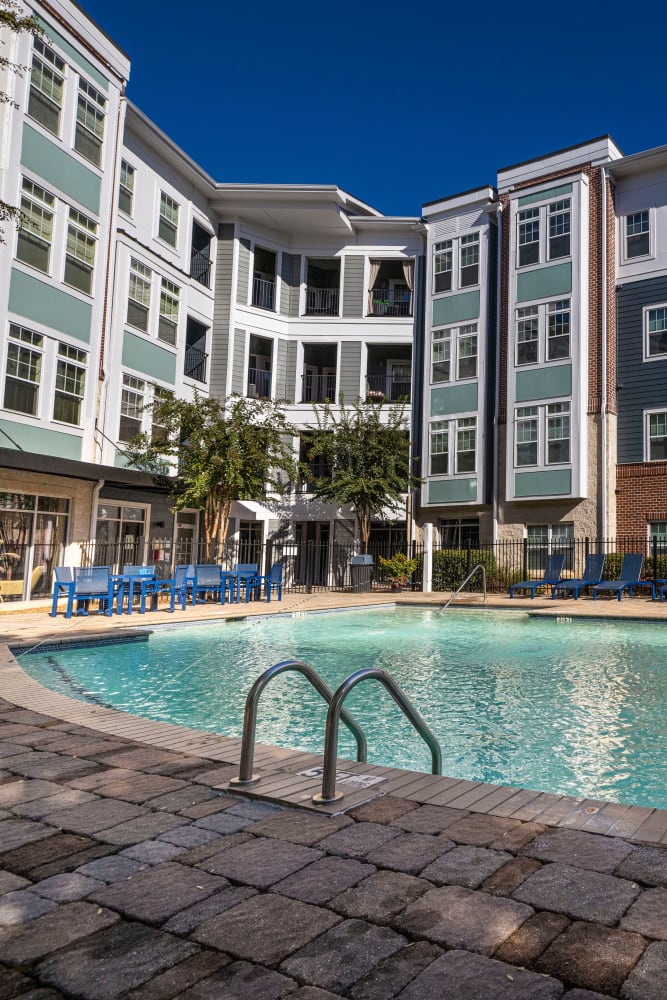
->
[430,549,497,593]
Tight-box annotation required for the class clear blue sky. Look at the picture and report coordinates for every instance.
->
[82,0,666,217]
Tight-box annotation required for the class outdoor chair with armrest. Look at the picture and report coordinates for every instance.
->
[66,566,119,618]
[592,554,645,602]
[141,563,194,612]
[252,562,284,602]
[192,564,234,605]
[233,563,260,602]
[551,553,606,599]
[509,553,566,599]
[50,566,75,617]
[120,565,156,614]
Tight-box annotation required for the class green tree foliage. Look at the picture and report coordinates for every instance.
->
[0,2,42,242]
[304,397,421,552]
[125,392,297,558]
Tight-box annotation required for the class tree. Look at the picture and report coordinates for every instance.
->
[124,392,297,559]
[0,2,42,243]
[303,396,422,552]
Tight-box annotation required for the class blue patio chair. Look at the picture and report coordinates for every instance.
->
[233,563,260,602]
[66,566,118,618]
[592,554,645,602]
[252,562,284,602]
[551,553,606,600]
[192,564,231,605]
[509,553,565,599]
[121,565,156,614]
[50,566,75,617]
[145,563,194,612]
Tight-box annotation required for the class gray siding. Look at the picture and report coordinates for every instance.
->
[342,256,364,317]
[236,238,251,305]
[286,340,298,403]
[280,253,301,317]
[617,275,667,463]
[208,223,235,399]
[231,328,247,395]
[274,339,288,400]
[339,341,362,401]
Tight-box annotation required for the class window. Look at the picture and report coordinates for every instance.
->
[190,221,212,286]
[433,240,452,292]
[64,209,97,294]
[645,306,667,359]
[119,374,145,442]
[527,522,573,571]
[647,411,667,461]
[439,518,479,547]
[28,39,65,135]
[429,416,476,476]
[127,258,152,332]
[158,192,179,246]
[515,401,570,467]
[432,233,479,293]
[16,179,54,273]
[516,192,572,267]
[515,299,571,366]
[3,325,42,415]
[431,324,478,383]
[151,386,171,445]
[74,79,106,166]
[119,160,135,216]
[626,210,650,259]
[53,344,86,424]
[649,521,667,542]
[158,279,179,346]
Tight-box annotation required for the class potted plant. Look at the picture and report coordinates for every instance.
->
[372,297,391,316]
[378,552,418,591]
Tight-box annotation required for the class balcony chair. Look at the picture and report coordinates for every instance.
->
[592,554,645,602]
[551,553,606,600]
[252,562,284,602]
[509,553,565,599]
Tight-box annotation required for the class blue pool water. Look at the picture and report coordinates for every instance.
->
[16,607,667,809]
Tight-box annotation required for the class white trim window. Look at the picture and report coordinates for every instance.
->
[625,210,650,260]
[158,279,180,346]
[429,416,477,476]
[432,324,478,383]
[16,179,55,274]
[27,38,65,136]
[432,232,480,293]
[646,410,667,462]
[119,373,145,442]
[158,192,179,247]
[3,325,43,416]
[64,208,97,294]
[515,401,570,467]
[527,522,574,570]
[74,79,106,166]
[119,160,135,216]
[517,196,571,268]
[127,258,152,332]
[53,344,86,425]
[644,305,667,359]
[515,299,570,366]
[649,521,667,542]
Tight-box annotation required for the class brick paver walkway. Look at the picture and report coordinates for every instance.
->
[1,699,666,998]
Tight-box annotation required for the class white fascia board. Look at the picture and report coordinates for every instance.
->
[609,144,667,179]
[125,103,217,194]
[422,186,497,218]
[34,0,131,83]
[497,137,623,193]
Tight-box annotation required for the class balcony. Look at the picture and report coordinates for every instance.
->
[366,373,411,403]
[252,275,275,311]
[305,286,339,316]
[184,344,207,383]
[368,288,412,317]
[190,248,211,288]
[302,372,336,404]
[247,367,272,399]
[296,461,332,493]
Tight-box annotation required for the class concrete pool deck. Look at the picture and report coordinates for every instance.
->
[1,592,667,996]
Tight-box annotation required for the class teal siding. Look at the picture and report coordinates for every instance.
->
[428,478,478,503]
[22,125,101,215]
[0,419,82,460]
[430,382,478,416]
[515,364,571,402]
[122,332,177,383]
[516,262,572,303]
[514,469,572,497]
[9,269,91,343]
[518,184,572,207]
[37,17,109,90]
[432,290,480,327]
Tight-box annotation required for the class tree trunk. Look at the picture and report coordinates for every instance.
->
[359,509,371,554]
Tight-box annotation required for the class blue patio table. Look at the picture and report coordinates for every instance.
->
[113,568,157,615]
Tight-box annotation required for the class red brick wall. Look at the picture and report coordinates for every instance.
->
[616,462,667,537]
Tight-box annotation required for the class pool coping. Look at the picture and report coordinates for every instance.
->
[3,595,667,846]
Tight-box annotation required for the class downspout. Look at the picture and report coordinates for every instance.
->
[492,202,503,544]
[600,167,607,541]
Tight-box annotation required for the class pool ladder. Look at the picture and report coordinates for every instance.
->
[440,563,487,611]
[229,659,442,804]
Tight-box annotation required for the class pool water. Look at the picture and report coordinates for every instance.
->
[16,607,667,810]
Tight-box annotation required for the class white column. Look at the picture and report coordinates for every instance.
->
[423,522,434,594]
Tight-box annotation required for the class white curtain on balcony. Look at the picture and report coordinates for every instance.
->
[367,259,381,313]
[402,259,415,311]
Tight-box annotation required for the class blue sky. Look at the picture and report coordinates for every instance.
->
[82,0,666,217]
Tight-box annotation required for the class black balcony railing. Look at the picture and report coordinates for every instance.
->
[296,463,332,492]
[252,275,275,310]
[184,345,208,383]
[301,373,337,403]
[305,286,339,316]
[368,288,412,317]
[366,373,412,402]
[247,368,271,399]
[190,249,211,287]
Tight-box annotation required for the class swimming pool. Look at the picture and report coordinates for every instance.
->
[15,607,667,810]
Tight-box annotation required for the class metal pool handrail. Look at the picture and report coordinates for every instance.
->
[441,563,487,611]
[312,667,442,804]
[229,659,368,787]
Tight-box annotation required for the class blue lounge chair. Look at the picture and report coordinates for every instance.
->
[50,566,75,617]
[592,554,645,602]
[551,553,606,600]
[66,566,118,618]
[252,562,284,602]
[509,553,565,599]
